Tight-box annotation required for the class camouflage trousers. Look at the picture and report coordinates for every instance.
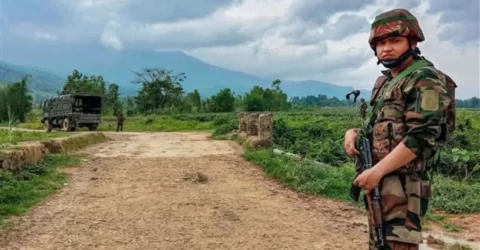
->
[366,173,430,250]
[368,223,420,250]
[116,122,124,132]
[360,112,366,120]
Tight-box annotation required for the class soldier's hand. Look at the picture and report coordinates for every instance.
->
[353,167,383,193]
[344,129,359,155]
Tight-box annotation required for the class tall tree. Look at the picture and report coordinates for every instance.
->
[242,80,290,112]
[63,69,106,94]
[243,86,266,111]
[132,68,185,114]
[207,88,235,112]
[105,83,122,115]
[62,69,122,114]
[0,75,33,122]
[185,89,202,112]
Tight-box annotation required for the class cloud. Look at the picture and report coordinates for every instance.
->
[277,13,370,46]
[427,0,479,23]
[389,0,423,10]
[186,0,479,98]
[290,0,375,25]
[6,22,58,42]
[2,0,479,98]
[100,21,123,50]
[111,18,255,50]
[34,32,57,41]
[438,23,480,47]
[324,14,371,40]
[113,0,291,49]
[1,0,65,25]
[426,0,480,46]
[119,0,239,23]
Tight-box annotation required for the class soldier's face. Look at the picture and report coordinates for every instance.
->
[375,36,417,60]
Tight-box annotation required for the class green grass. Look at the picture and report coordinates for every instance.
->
[0,130,70,150]
[443,222,463,232]
[0,153,82,226]
[430,175,480,213]
[14,112,237,132]
[242,147,357,202]
[242,146,480,214]
[98,115,216,131]
[9,107,480,214]
[449,243,473,250]
[424,211,447,222]
[210,115,238,139]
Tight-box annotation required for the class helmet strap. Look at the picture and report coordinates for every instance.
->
[374,39,421,68]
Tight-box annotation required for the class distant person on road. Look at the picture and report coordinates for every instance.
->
[359,98,367,120]
[343,8,455,250]
[116,111,125,132]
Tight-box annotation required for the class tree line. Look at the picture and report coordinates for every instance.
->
[0,67,292,121]
[58,68,369,116]
[289,94,480,109]
[290,95,351,107]
[1,67,479,123]
[456,97,480,108]
[117,68,292,115]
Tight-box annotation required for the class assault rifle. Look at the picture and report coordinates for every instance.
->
[350,137,386,248]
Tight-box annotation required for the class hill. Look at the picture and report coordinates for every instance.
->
[1,46,367,101]
[0,61,65,102]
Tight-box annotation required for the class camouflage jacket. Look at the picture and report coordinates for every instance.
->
[360,102,368,112]
[365,58,451,173]
[117,114,125,123]
[360,58,451,245]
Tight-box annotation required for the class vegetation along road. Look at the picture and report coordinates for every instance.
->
[0,131,479,249]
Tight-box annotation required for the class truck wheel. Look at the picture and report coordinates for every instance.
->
[62,118,77,131]
[62,118,70,131]
[88,124,98,131]
[44,120,52,132]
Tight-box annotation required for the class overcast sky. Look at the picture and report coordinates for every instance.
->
[1,0,479,98]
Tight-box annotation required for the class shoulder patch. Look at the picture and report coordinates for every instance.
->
[421,89,440,111]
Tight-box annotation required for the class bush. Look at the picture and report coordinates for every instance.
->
[212,114,236,126]
[431,175,480,213]
[211,115,238,138]
[243,147,480,214]
[243,148,356,201]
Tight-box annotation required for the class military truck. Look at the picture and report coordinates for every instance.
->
[41,92,102,132]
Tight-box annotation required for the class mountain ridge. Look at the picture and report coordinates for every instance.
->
[0,47,370,101]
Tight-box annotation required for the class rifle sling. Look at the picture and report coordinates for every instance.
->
[361,59,432,136]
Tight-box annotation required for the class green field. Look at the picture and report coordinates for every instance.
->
[13,109,222,132]
[227,108,479,215]
[6,107,480,214]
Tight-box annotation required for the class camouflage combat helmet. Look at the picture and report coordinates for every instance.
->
[368,8,425,49]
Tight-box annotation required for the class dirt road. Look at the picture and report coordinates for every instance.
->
[0,132,478,249]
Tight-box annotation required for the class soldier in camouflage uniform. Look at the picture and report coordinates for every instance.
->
[359,98,368,120]
[116,111,125,132]
[343,9,452,250]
